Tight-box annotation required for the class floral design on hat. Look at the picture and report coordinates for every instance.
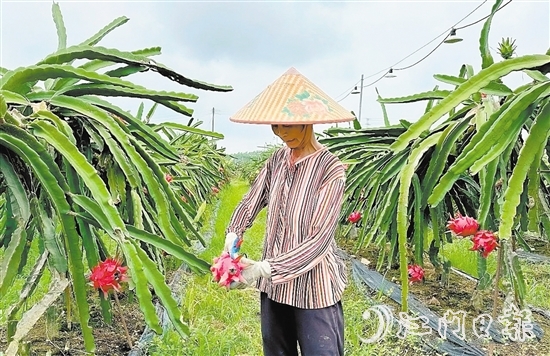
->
[282,90,330,117]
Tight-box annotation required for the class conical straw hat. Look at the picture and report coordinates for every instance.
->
[230,67,354,125]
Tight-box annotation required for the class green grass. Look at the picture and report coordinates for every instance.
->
[438,233,550,310]
[147,179,423,356]
[524,263,550,310]
[0,238,52,325]
[440,237,497,277]
[4,179,550,355]
[147,180,265,355]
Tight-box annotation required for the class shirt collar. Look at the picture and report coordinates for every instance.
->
[285,146,327,167]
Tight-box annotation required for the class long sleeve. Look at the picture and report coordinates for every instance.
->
[226,158,272,238]
[267,177,345,284]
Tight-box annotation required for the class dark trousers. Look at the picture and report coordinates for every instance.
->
[260,292,344,356]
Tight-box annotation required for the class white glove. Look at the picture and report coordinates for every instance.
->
[230,257,271,290]
[223,232,240,256]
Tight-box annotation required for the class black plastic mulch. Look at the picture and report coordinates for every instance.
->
[351,259,544,356]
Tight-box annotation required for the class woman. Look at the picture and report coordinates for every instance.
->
[224,67,353,356]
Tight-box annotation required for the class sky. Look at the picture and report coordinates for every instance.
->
[1,0,549,154]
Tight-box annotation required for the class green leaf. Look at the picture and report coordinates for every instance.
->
[80,16,130,46]
[429,82,550,207]
[412,174,423,264]
[464,64,475,79]
[477,255,492,289]
[469,109,539,174]
[48,95,199,245]
[146,102,158,122]
[32,110,76,144]
[38,45,233,92]
[79,95,181,161]
[29,197,67,273]
[433,74,513,96]
[0,154,30,223]
[120,244,163,334]
[62,85,196,117]
[397,133,442,311]
[69,194,111,230]
[51,2,67,51]
[193,201,207,223]
[0,64,137,94]
[477,158,498,229]
[479,0,503,69]
[377,90,451,104]
[130,240,190,336]
[88,120,140,188]
[510,252,527,306]
[375,88,390,126]
[105,162,128,209]
[524,70,549,82]
[126,225,210,274]
[136,102,145,121]
[423,85,439,114]
[526,140,544,233]
[498,99,550,240]
[130,189,144,229]
[352,175,386,248]
[0,225,27,297]
[30,120,127,233]
[59,83,198,102]
[0,124,95,351]
[104,65,147,78]
[420,113,472,204]
[52,46,159,91]
[64,159,104,273]
[0,90,31,106]
[133,142,202,245]
[6,251,49,328]
[428,206,442,268]
[352,117,361,130]
[157,122,224,139]
[0,93,7,118]
[391,55,550,153]
[0,197,7,240]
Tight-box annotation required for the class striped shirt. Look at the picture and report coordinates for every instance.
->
[227,146,347,309]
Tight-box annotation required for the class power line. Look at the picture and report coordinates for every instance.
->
[362,70,392,90]
[456,0,512,30]
[377,0,490,76]
[335,79,361,101]
[394,37,447,72]
[394,0,512,72]
[338,71,389,102]
[337,0,499,97]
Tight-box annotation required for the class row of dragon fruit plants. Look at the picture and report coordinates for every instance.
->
[322,0,550,314]
[0,3,231,354]
[3,0,550,354]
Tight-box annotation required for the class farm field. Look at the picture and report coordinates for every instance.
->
[2,1,550,355]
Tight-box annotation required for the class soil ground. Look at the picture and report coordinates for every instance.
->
[346,238,550,356]
[2,240,550,355]
[0,291,146,356]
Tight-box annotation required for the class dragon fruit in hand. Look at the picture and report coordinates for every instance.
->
[211,252,246,289]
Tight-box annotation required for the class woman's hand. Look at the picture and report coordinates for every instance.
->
[230,258,271,289]
[224,232,241,258]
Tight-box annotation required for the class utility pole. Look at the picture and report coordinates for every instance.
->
[211,107,215,131]
[351,74,364,127]
[358,74,364,127]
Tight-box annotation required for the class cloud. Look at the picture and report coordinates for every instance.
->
[1,0,548,154]
[156,2,351,66]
